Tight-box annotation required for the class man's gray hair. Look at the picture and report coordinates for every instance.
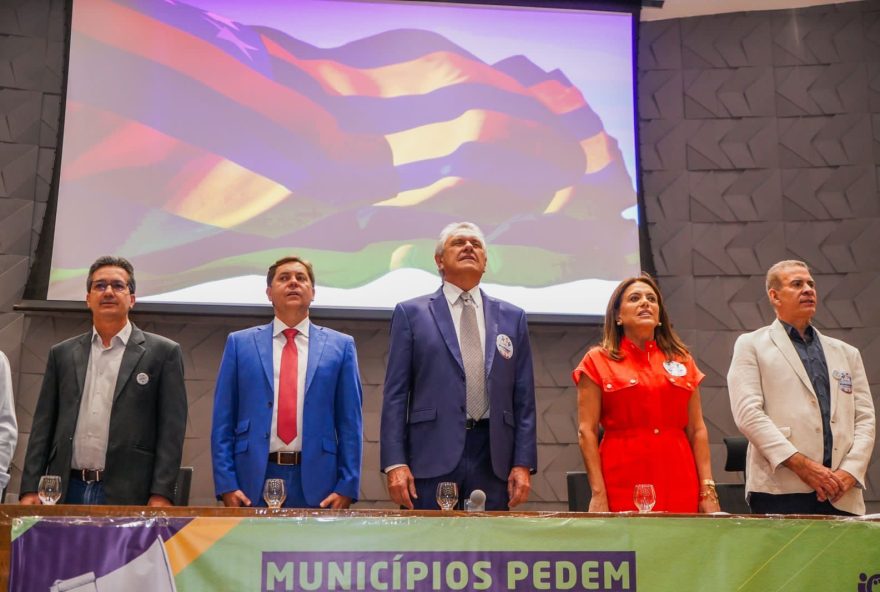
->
[766,259,809,292]
[434,222,487,259]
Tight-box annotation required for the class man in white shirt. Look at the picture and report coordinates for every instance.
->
[211,256,363,508]
[20,256,187,505]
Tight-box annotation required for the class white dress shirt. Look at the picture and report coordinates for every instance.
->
[0,351,18,489]
[72,321,132,470]
[442,281,487,356]
[270,316,309,453]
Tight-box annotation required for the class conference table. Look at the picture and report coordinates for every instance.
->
[2,505,878,591]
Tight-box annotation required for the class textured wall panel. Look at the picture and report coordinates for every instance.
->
[0,198,32,256]
[823,271,880,327]
[638,18,682,71]
[0,143,37,199]
[648,220,693,276]
[771,4,866,66]
[778,114,874,167]
[0,35,63,92]
[781,166,878,220]
[0,88,41,143]
[692,221,786,276]
[0,1,52,37]
[639,69,683,120]
[869,62,880,112]
[684,67,775,118]
[681,13,772,68]
[776,63,868,116]
[639,119,693,171]
[689,170,782,222]
[686,119,778,170]
[642,170,690,223]
[693,276,754,331]
[820,218,880,272]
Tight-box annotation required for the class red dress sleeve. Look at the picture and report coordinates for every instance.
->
[572,347,602,386]
[684,355,706,387]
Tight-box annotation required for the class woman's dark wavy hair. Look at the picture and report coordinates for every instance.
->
[600,273,690,362]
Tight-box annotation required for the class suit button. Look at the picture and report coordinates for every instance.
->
[265,433,270,438]
[629,379,636,385]
[606,383,613,390]
[268,401,273,407]
[653,428,660,435]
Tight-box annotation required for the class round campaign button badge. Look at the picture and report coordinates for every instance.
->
[136,372,150,385]
[663,361,686,377]
[496,334,513,359]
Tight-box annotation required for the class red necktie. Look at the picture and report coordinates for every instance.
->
[278,328,298,444]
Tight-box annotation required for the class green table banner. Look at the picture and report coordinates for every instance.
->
[10,514,880,591]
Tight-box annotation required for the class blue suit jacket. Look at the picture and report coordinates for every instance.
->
[380,287,537,480]
[211,322,363,507]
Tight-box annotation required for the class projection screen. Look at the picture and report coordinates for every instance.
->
[47,0,641,316]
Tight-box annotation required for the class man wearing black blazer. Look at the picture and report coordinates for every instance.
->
[20,256,187,506]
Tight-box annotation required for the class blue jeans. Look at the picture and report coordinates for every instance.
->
[65,477,107,505]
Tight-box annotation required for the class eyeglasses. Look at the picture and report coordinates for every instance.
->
[90,280,130,293]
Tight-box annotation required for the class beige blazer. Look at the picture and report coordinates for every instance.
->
[728,319,875,514]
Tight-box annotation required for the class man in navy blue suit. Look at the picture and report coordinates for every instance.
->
[381,222,537,510]
[211,256,363,508]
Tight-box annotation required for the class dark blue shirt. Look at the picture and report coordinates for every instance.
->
[781,321,832,467]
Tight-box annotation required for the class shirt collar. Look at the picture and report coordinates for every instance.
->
[442,281,483,309]
[273,316,310,338]
[620,336,657,355]
[91,320,132,349]
[780,320,815,343]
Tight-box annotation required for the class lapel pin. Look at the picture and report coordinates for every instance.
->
[496,334,513,359]
[136,372,149,386]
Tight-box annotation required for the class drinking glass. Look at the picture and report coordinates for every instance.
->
[633,484,656,513]
[263,478,286,509]
[436,482,459,511]
[38,475,62,505]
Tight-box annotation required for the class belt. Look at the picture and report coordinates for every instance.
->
[71,468,104,482]
[268,451,301,465]
[465,418,490,430]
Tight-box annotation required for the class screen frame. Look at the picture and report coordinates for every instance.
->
[23,0,652,326]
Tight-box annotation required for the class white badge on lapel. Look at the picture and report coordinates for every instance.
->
[663,360,687,377]
[496,334,513,359]
[832,369,853,394]
[136,372,150,386]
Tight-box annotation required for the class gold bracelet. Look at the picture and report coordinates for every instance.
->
[699,479,718,502]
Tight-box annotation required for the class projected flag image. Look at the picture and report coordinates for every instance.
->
[49,0,639,315]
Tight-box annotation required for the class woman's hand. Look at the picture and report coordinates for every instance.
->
[698,496,720,514]
[588,491,610,512]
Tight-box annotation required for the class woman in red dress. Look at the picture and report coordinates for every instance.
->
[572,274,720,513]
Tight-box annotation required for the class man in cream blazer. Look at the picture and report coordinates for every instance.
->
[728,260,875,515]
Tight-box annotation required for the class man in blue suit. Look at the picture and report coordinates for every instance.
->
[381,222,537,511]
[212,256,363,508]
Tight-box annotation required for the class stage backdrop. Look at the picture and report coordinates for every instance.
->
[0,0,878,510]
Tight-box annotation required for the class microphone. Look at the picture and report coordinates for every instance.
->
[466,489,486,512]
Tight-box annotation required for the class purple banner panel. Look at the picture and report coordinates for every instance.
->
[10,517,191,592]
[261,550,636,592]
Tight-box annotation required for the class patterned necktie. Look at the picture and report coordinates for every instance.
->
[460,292,488,420]
[278,328,298,444]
